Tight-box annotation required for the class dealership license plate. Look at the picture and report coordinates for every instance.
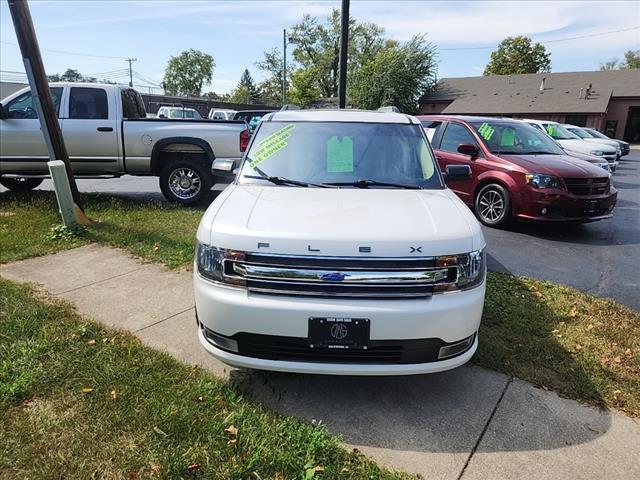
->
[308,317,370,350]
[584,200,600,213]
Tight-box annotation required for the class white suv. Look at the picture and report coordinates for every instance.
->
[194,110,486,375]
[522,119,619,171]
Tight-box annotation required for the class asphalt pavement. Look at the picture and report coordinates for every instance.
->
[4,149,639,309]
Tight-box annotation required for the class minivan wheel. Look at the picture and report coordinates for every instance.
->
[159,160,212,206]
[0,177,44,191]
[475,183,511,227]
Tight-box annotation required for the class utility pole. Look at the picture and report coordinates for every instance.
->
[338,0,350,109]
[282,29,287,106]
[7,0,86,220]
[126,57,137,87]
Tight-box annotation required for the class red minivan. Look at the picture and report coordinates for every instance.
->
[418,115,618,228]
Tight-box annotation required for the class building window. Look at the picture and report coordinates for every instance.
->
[564,115,587,127]
[604,120,617,138]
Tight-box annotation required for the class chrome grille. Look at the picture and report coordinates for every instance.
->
[224,254,457,299]
[564,177,609,196]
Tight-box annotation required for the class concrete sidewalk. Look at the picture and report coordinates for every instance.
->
[2,245,639,480]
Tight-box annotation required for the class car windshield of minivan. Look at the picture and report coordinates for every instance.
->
[469,121,565,155]
[239,121,442,189]
[543,123,579,140]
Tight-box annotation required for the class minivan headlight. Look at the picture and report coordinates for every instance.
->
[590,150,604,156]
[525,173,561,189]
[435,249,486,291]
[196,242,245,286]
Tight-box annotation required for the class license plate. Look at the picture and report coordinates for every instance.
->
[308,317,370,350]
[584,200,599,212]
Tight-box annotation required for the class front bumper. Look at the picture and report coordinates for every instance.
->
[194,272,485,375]
[516,188,618,223]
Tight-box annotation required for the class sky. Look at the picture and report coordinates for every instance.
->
[1,0,639,95]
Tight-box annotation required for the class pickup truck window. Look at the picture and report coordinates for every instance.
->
[121,88,145,118]
[240,121,442,189]
[69,87,108,120]
[6,87,63,119]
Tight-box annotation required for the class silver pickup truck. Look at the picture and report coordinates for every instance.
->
[0,83,248,205]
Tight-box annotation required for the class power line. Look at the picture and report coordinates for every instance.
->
[0,40,128,59]
[439,25,639,51]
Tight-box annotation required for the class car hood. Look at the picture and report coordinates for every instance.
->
[499,154,610,177]
[580,138,621,149]
[557,139,617,154]
[198,185,484,257]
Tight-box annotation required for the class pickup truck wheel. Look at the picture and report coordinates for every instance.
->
[159,160,212,206]
[0,177,44,191]
[475,183,511,228]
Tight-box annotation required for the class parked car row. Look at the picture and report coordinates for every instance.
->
[419,115,617,227]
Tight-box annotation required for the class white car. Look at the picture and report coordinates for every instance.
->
[157,106,202,119]
[522,119,619,171]
[563,124,622,157]
[194,109,486,375]
[208,108,237,120]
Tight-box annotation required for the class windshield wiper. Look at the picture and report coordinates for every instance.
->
[243,175,333,188]
[323,179,422,190]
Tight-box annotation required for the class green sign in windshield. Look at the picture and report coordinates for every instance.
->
[326,136,354,172]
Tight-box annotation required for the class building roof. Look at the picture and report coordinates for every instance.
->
[420,70,640,115]
[265,109,420,124]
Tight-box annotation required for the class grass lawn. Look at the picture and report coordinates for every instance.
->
[1,190,639,417]
[0,279,409,479]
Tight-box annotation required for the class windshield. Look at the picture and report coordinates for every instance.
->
[543,123,579,140]
[469,121,565,155]
[239,121,443,189]
[586,129,609,140]
[566,127,592,139]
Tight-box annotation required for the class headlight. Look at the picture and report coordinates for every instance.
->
[590,150,604,156]
[196,242,246,286]
[598,163,611,172]
[525,173,561,189]
[435,249,486,291]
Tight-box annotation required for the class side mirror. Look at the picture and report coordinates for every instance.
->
[0,103,7,119]
[158,114,167,118]
[457,143,479,157]
[444,165,472,181]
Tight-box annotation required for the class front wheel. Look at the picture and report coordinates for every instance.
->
[0,177,44,191]
[474,183,511,228]
[159,160,212,206]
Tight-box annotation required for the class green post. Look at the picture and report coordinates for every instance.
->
[48,160,78,228]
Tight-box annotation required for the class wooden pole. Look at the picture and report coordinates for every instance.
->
[7,0,87,217]
[338,0,350,109]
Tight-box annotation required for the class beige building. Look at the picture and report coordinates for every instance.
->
[419,70,640,142]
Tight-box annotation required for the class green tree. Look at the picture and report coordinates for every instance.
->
[47,68,105,83]
[623,49,640,69]
[350,35,437,114]
[287,9,390,98]
[599,59,620,71]
[256,47,288,105]
[289,68,321,106]
[484,36,551,75]
[230,69,261,104]
[599,50,640,70]
[163,49,215,96]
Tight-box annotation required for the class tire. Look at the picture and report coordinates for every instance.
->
[0,177,44,191]
[159,159,212,206]
[474,183,511,228]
